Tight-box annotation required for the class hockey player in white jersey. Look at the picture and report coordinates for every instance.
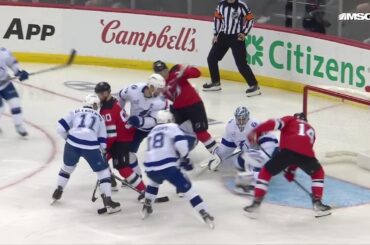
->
[118,74,168,174]
[0,47,29,136]
[208,106,279,195]
[141,110,215,229]
[52,94,120,214]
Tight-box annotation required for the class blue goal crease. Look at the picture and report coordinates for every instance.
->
[223,169,370,209]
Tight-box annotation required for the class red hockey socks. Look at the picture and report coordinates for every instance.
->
[311,166,325,200]
[196,130,217,152]
[254,167,272,201]
[118,167,145,192]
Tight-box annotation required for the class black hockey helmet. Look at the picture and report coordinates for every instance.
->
[95,81,111,93]
[294,112,307,121]
[153,60,168,73]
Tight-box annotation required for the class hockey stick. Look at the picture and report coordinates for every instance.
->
[11,49,77,80]
[113,174,169,203]
[195,150,242,177]
[91,180,99,202]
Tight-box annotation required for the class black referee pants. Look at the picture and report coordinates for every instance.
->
[207,33,258,87]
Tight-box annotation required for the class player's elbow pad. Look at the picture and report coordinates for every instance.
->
[174,140,189,158]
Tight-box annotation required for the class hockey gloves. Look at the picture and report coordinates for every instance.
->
[16,70,29,81]
[127,116,142,128]
[284,165,298,182]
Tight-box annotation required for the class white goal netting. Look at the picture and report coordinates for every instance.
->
[304,85,370,170]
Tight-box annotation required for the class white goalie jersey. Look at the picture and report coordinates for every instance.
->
[119,83,168,131]
[217,117,279,169]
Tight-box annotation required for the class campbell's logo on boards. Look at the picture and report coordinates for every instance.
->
[100,19,196,52]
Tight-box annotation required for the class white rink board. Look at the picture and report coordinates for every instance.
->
[0,5,369,91]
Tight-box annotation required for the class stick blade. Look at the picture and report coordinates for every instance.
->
[67,49,77,65]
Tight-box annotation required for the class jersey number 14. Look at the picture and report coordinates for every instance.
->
[298,123,315,144]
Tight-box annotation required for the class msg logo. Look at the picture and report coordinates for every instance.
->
[338,13,370,21]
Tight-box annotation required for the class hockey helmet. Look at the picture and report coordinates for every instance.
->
[294,112,307,121]
[153,60,168,73]
[94,81,111,93]
[148,74,165,89]
[234,106,250,130]
[83,94,100,110]
[156,110,174,124]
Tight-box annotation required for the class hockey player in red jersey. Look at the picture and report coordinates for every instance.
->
[244,113,331,217]
[153,61,219,159]
[95,82,146,197]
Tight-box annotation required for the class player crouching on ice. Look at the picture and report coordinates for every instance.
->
[0,47,29,136]
[141,110,215,229]
[244,113,331,218]
[208,106,279,195]
[52,94,121,214]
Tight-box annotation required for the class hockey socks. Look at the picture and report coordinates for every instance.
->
[118,167,145,192]
[57,165,76,189]
[254,167,272,201]
[311,166,325,200]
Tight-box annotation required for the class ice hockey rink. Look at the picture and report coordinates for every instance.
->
[1,63,370,244]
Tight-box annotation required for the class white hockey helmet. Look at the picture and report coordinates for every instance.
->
[234,106,250,131]
[148,73,165,89]
[83,94,100,110]
[156,110,174,124]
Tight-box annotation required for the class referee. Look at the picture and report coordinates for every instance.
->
[203,0,261,97]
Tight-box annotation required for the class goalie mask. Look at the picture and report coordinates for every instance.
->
[234,106,250,131]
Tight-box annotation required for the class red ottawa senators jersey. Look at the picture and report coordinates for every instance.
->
[254,116,316,157]
[99,97,135,150]
[165,65,202,109]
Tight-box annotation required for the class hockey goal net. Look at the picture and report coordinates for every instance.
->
[303,85,370,170]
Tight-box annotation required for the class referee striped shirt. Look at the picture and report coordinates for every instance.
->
[213,0,254,36]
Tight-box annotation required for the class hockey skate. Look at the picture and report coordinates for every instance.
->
[313,199,331,218]
[142,199,153,220]
[245,85,261,97]
[101,194,121,214]
[202,81,221,91]
[16,124,28,137]
[243,200,261,219]
[199,209,215,229]
[234,184,255,196]
[137,192,145,203]
[50,186,63,205]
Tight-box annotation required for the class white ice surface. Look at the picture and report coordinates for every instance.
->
[0,64,369,244]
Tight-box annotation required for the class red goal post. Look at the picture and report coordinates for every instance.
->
[302,85,370,169]
[303,85,370,118]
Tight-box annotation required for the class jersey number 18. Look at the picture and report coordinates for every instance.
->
[147,132,164,150]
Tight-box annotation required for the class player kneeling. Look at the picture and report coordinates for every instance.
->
[245,113,331,218]
[208,106,279,195]
[51,94,120,214]
[141,110,215,229]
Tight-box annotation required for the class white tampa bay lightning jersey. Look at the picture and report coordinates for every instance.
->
[0,48,20,90]
[144,123,189,172]
[57,107,107,150]
[119,83,167,131]
[222,117,260,150]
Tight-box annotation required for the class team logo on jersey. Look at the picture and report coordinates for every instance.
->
[231,11,240,20]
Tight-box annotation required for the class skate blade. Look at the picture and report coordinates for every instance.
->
[111,186,119,192]
[315,211,332,218]
[107,207,121,214]
[205,219,215,229]
[141,211,151,220]
[246,91,262,97]
[202,87,221,92]
[50,199,58,206]
[243,207,260,219]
